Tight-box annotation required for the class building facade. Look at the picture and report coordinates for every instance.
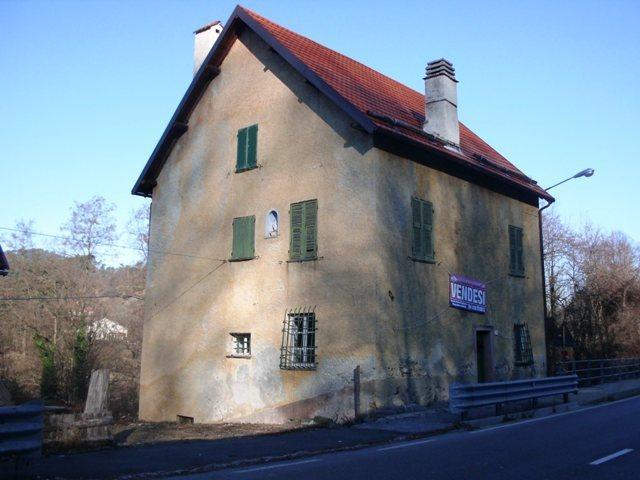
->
[133,6,553,424]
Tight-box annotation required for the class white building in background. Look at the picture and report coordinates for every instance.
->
[90,318,128,341]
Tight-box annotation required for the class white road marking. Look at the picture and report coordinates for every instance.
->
[377,438,435,451]
[470,395,640,434]
[590,449,633,465]
[232,458,320,474]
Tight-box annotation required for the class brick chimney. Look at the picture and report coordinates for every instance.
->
[193,21,223,75]
[423,59,460,146]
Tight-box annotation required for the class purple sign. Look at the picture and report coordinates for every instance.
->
[449,274,486,314]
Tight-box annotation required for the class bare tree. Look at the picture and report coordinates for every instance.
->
[1,202,145,412]
[3,219,36,251]
[543,210,573,320]
[61,196,117,261]
[544,211,640,364]
[127,203,151,262]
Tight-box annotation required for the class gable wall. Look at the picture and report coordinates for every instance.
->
[140,29,382,422]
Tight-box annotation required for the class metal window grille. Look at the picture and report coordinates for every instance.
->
[514,323,533,366]
[280,307,317,370]
[231,333,251,356]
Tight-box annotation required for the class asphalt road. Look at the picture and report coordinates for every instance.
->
[180,396,640,480]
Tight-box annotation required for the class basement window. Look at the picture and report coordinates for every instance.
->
[514,323,533,366]
[280,308,317,370]
[177,415,194,424]
[229,333,251,357]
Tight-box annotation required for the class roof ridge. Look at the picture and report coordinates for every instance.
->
[239,6,425,102]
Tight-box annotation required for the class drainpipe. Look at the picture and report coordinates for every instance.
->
[539,200,555,375]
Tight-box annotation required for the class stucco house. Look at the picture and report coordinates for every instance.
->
[132,6,554,423]
[90,318,128,341]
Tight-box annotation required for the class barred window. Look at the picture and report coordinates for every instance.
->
[280,308,317,370]
[514,323,533,366]
[230,333,251,357]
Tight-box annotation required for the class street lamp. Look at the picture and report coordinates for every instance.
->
[539,168,595,373]
[545,168,595,192]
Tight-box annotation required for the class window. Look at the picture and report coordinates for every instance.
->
[230,333,251,357]
[265,210,279,238]
[514,323,533,366]
[231,216,255,260]
[236,124,258,172]
[289,199,317,261]
[280,309,316,370]
[411,197,434,262]
[509,225,524,276]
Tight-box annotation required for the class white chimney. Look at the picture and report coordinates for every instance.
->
[423,58,460,146]
[193,21,223,76]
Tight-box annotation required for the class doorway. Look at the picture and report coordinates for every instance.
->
[475,329,494,383]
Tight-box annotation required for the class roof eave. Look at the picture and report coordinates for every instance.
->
[372,126,553,206]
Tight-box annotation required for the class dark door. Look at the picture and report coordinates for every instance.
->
[476,330,493,383]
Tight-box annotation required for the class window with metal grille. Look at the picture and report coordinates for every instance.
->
[514,323,533,366]
[230,333,251,357]
[280,308,317,370]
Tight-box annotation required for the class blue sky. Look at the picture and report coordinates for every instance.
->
[2,0,639,257]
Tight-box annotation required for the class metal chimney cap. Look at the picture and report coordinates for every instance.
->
[426,58,456,81]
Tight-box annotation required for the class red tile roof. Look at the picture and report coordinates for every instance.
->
[132,5,551,201]
[240,7,549,200]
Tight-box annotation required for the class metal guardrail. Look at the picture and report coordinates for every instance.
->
[556,358,640,387]
[450,375,578,417]
[0,400,44,462]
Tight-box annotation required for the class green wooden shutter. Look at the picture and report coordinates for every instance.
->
[236,127,248,171]
[246,124,258,168]
[290,200,317,261]
[412,197,434,261]
[422,200,434,260]
[232,216,255,259]
[304,200,317,259]
[411,198,423,259]
[236,125,258,171]
[509,226,517,273]
[290,203,304,260]
[509,225,524,275]
[516,227,524,275]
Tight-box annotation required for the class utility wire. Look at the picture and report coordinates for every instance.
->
[147,260,227,320]
[0,226,226,262]
[0,260,227,309]
[0,294,143,301]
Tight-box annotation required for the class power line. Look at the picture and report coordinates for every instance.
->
[0,294,143,301]
[0,226,226,262]
[0,260,228,306]
[148,260,227,320]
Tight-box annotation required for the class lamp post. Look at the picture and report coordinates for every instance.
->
[545,168,595,192]
[539,168,594,374]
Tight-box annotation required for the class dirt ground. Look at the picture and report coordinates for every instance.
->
[112,420,306,446]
